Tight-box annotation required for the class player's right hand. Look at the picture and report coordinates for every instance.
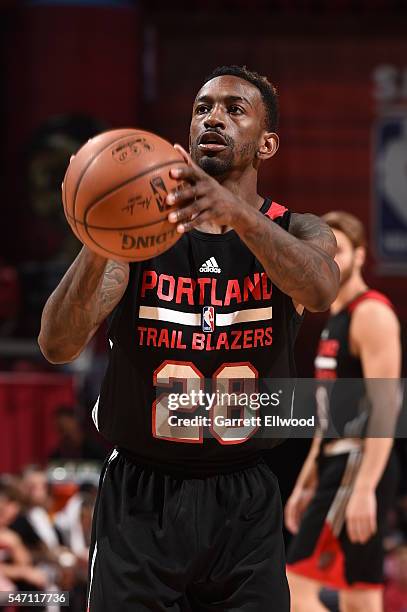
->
[284,487,315,534]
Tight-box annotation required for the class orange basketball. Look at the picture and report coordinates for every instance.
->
[62,128,186,262]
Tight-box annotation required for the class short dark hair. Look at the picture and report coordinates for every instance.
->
[203,65,279,132]
[0,478,23,504]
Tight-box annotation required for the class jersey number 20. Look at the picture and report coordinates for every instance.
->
[153,361,259,445]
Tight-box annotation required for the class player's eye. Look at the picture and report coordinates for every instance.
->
[229,105,244,115]
[195,105,210,115]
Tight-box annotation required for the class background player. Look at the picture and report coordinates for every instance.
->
[38,66,339,611]
[285,211,401,612]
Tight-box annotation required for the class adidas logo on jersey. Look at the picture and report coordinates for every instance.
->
[199,257,221,273]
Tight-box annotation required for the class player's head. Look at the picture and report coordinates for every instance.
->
[22,467,49,508]
[322,211,367,286]
[190,65,279,177]
[54,405,83,441]
[0,479,23,527]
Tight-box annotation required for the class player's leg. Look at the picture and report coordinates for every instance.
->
[287,571,328,612]
[337,450,399,608]
[338,588,383,612]
[86,450,190,611]
[188,462,290,611]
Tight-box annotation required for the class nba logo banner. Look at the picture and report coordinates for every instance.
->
[374,115,407,272]
[202,306,215,332]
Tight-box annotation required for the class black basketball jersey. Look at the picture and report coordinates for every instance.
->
[94,198,302,476]
[314,290,394,441]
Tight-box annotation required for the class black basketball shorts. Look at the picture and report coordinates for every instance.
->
[86,449,290,611]
[286,448,398,590]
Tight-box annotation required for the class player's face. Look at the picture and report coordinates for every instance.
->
[333,229,356,286]
[25,472,48,506]
[0,495,20,527]
[189,75,267,177]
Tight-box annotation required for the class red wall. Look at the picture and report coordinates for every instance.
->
[2,5,141,258]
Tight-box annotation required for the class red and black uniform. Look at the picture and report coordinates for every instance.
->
[286,290,399,590]
[88,198,300,611]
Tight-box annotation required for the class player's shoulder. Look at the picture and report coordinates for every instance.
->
[288,211,333,236]
[350,291,399,335]
[348,290,395,317]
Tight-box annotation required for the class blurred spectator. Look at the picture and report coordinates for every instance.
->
[54,485,97,611]
[7,471,97,612]
[384,546,407,612]
[55,485,97,571]
[0,478,47,595]
[49,406,106,462]
[11,467,63,565]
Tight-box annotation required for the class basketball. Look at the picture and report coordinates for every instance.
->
[62,128,187,262]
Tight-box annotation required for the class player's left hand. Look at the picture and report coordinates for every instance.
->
[166,144,247,233]
[345,488,377,544]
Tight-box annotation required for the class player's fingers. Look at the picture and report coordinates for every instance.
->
[285,502,298,534]
[173,143,191,162]
[168,198,207,231]
[286,513,299,534]
[166,184,204,206]
[358,514,376,543]
[169,165,198,183]
[285,502,295,533]
[168,200,207,226]
[356,515,374,543]
[176,209,212,234]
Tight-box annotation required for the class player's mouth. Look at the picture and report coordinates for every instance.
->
[198,131,228,152]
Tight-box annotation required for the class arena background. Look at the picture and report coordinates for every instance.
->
[0,1,406,610]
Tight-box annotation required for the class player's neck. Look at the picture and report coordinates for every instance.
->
[330,273,368,315]
[221,166,263,208]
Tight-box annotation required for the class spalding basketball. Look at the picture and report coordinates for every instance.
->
[62,129,187,262]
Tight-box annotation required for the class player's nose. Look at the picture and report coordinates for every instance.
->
[204,110,226,130]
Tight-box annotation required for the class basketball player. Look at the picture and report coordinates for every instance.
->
[38,66,339,611]
[285,211,401,612]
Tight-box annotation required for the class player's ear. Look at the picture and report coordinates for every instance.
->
[257,132,279,161]
[355,246,366,268]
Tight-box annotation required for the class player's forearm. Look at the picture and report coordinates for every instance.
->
[234,209,339,312]
[353,376,400,491]
[38,247,112,364]
[353,438,394,492]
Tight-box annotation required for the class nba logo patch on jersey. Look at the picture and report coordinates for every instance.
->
[202,306,215,332]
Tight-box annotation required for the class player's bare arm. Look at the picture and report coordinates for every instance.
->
[345,299,401,544]
[38,247,129,364]
[167,148,339,312]
[234,211,339,312]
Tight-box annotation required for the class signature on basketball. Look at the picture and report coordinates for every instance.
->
[112,138,154,163]
[122,196,152,215]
